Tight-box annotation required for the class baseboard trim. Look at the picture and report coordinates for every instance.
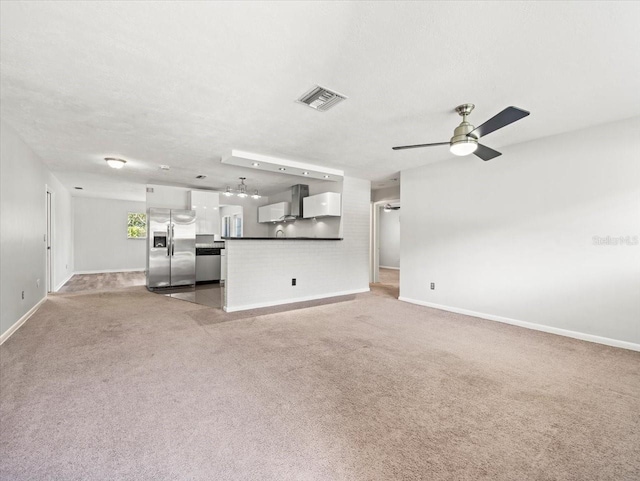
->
[398,297,640,352]
[73,268,145,275]
[54,272,75,292]
[379,266,400,270]
[0,297,47,345]
[224,288,370,313]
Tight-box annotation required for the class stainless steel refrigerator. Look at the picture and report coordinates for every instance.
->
[146,208,196,289]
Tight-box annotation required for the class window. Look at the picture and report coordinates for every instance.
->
[127,212,147,239]
[222,216,231,238]
[234,215,243,237]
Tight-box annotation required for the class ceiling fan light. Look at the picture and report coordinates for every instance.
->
[223,186,234,197]
[450,140,478,156]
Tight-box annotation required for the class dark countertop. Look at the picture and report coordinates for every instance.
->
[222,237,343,241]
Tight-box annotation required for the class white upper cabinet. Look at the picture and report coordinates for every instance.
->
[258,202,290,223]
[303,192,341,218]
[189,191,220,234]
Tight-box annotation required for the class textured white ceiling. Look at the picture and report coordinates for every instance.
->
[1,1,639,200]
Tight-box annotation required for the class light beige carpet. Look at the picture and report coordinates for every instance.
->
[375,268,399,299]
[1,285,638,480]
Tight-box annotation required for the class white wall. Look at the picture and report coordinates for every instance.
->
[1,121,48,337]
[379,207,400,268]
[74,197,146,273]
[371,184,400,203]
[400,116,640,348]
[225,177,371,311]
[1,122,73,338]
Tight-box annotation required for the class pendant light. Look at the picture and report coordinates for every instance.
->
[222,177,260,198]
[236,177,248,198]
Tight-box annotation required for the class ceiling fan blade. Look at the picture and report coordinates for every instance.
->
[467,106,530,139]
[474,144,502,161]
[392,142,449,151]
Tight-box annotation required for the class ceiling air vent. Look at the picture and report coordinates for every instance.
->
[297,85,347,112]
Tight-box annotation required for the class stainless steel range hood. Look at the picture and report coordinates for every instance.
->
[290,184,309,218]
[279,184,309,221]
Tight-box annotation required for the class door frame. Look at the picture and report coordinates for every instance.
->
[45,186,53,293]
[370,198,400,283]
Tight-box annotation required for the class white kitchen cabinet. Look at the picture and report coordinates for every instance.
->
[303,192,341,218]
[258,202,290,223]
[189,190,220,234]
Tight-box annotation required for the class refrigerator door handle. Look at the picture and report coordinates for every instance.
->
[166,225,171,256]
[171,224,175,256]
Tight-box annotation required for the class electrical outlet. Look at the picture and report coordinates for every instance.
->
[291,278,296,286]
[21,290,25,300]
[36,279,40,287]
[430,283,435,290]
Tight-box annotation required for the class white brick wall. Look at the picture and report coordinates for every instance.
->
[225,177,371,311]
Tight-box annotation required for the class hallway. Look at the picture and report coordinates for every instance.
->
[371,267,399,299]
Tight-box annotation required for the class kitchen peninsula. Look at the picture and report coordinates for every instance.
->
[146,177,370,313]
[222,235,365,312]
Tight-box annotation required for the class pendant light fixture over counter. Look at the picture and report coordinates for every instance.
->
[223,177,261,199]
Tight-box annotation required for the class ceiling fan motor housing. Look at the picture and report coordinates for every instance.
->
[450,120,478,155]
[449,104,478,155]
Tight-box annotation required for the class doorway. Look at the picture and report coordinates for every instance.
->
[46,188,53,293]
[371,199,400,297]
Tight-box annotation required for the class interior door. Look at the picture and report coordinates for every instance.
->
[147,208,171,288]
[170,210,196,286]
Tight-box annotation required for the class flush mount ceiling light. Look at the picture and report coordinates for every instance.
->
[105,157,126,169]
[159,165,170,171]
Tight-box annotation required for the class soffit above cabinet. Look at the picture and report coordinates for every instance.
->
[222,150,343,182]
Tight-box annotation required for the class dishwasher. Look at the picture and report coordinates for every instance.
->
[195,245,222,283]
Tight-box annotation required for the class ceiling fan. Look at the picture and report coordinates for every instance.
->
[392,104,530,161]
